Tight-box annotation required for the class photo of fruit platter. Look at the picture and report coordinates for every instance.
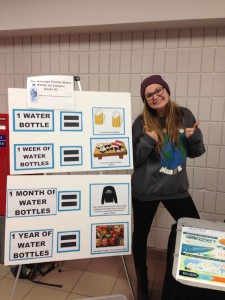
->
[96,224,124,248]
[93,139,127,159]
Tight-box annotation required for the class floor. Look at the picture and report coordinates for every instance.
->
[0,248,167,300]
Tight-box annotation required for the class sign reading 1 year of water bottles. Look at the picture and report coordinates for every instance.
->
[8,76,133,174]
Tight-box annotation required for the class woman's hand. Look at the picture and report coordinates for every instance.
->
[143,125,159,142]
[185,122,200,138]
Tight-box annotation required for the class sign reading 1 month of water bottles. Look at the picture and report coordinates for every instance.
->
[4,174,131,265]
[8,76,133,174]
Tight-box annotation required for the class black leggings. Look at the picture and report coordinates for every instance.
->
[132,196,200,270]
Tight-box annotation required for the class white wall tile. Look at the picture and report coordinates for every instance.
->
[5,54,14,74]
[119,74,130,92]
[69,34,79,51]
[153,49,165,73]
[204,191,216,213]
[215,192,225,214]
[204,28,217,46]
[218,170,225,192]
[192,190,204,212]
[189,48,202,72]
[5,37,13,53]
[143,31,155,49]
[14,37,23,53]
[111,33,121,50]
[187,74,201,97]
[0,38,4,53]
[121,32,132,50]
[109,52,120,74]
[200,73,213,97]
[14,53,23,74]
[217,28,225,46]
[201,48,215,72]
[219,147,225,169]
[99,52,109,74]
[0,94,7,112]
[209,122,223,145]
[50,36,60,52]
[186,97,199,118]
[89,52,99,74]
[40,36,50,52]
[199,98,211,121]
[206,145,220,168]
[132,32,144,50]
[31,36,41,52]
[167,29,179,48]
[100,33,111,50]
[50,52,60,74]
[79,52,89,74]
[165,49,177,73]
[90,33,100,51]
[205,169,218,191]
[31,53,41,74]
[177,49,189,72]
[0,55,5,75]
[131,50,142,73]
[80,34,89,51]
[193,167,206,189]
[211,98,225,121]
[155,228,169,249]
[215,47,225,72]
[120,51,131,74]
[142,50,153,74]
[191,28,204,47]
[41,53,50,74]
[99,74,109,91]
[69,53,79,74]
[178,29,191,48]
[109,74,120,92]
[155,30,167,48]
[212,73,225,97]
[175,73,188,97]
[59,52,69,73]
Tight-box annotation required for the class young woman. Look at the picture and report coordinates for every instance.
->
[132,75,205,300]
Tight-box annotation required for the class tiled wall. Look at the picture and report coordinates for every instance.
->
[0,27,225,249]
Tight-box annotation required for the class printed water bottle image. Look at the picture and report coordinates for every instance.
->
[30,83,37,102]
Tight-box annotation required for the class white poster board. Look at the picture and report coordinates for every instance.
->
[4,174,131,265]
[173,218,225,291]
[8,89,133,174]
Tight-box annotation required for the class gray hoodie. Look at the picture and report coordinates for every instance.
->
[132,107,205,201]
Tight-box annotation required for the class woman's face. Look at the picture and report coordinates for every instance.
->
[144,83,169,116]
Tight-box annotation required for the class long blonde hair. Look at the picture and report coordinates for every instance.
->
[142,98,184,153]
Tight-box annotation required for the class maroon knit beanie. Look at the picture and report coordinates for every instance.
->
[140,75,170,102]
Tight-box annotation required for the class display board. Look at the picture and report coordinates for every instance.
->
[4,174,131,265]
[173,218,225,291]
[8,89,133,174]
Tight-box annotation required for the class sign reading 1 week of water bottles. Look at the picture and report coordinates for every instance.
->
[8,76,133,174]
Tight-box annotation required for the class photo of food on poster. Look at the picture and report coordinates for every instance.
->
[91,223,129,254]
[91,137,130,169]
[90,183,130,216]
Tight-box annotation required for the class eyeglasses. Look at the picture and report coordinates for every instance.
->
[145,86,165,102]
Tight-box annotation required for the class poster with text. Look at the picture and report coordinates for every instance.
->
[8,88,133,174]
[4,174,131,265]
